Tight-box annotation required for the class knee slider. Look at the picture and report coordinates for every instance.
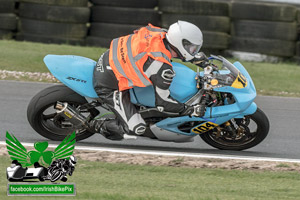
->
[133,123,146,135]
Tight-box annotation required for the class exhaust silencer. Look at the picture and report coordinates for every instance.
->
[55,102,88,128]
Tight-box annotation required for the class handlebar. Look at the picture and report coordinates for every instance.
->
[196,55,243,90]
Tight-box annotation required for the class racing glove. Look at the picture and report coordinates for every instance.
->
[192,52,210,68]
[181,104,206,117]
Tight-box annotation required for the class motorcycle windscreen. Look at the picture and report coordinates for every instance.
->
[44,55,99,98]
[130,62,198,107]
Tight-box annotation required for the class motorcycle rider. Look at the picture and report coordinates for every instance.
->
[46,156,77,182]
[91,21,209,140]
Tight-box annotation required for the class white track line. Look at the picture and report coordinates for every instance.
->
[1,141,300,163]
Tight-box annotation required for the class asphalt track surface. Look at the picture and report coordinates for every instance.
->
[1,80,300,160]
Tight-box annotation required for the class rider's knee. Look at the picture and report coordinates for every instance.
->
[132,123,146,135]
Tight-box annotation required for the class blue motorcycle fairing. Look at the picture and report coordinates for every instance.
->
[44,55,99,98]
[207,61,257,117]
[45,55,197,105]
[130,86,155,107]
[155,61,257,136]
[156,115,235,136]
[169,62,198,102]
[44,55,257,137]
[132,61,257,118]
[130,62,198,107]
[156,101,257,137]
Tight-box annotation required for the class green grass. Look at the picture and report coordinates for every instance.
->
[244,61,300,97]
[276,163,291,168]
[1,40,300,97]
[0,40,104,73]
[1,156,300,200]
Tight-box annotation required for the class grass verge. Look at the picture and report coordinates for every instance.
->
[0,40,104,73]
[0,40,300,97]
[1,155,300,200]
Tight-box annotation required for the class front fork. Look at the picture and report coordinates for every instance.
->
[215,116,250,139]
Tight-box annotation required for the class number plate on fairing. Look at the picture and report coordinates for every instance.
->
[191,122,218,134]
[231,72,247,89]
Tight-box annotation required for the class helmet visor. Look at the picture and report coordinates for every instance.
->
[182,39,201,56]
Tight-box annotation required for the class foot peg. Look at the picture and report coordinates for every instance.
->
[123,134,137,140]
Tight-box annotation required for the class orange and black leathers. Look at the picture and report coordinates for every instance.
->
[109,24,172,91]
[93,25,186,139]
[107,24,185,113]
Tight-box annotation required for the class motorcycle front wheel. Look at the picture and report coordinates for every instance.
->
[200,108,269,151]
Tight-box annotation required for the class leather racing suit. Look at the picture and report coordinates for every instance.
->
[93,46,185,139]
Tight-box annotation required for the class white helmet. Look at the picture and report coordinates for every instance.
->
[69,155,77,166]
[166,21,203,61]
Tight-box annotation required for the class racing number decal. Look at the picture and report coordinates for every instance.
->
[192,122,218,134]
[231,72,247,89]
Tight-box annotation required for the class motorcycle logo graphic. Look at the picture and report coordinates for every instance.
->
[6,132,77,182]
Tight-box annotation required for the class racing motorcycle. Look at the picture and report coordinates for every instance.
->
[27,54,269,150]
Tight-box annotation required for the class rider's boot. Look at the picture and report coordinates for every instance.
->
[89,119,106,133]
[89,119,137,140]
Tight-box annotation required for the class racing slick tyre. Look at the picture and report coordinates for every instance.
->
[19,2,90,23]
[231,1,296,22]
[231,20,297,41]
[0,13,17,30]
[27,85,99,141]
[159,0,229,16]
[19,0,88,6]
[200,108,270,151]
[0,0,15,13]
[19,18,88,38]
[91,6,160,25]
[90,0,158,8]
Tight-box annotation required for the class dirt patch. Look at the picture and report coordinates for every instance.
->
[0,70,58,82]
[72,150,300,172]
[1,145,299,172]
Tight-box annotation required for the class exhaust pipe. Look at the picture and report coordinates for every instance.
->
[55,102,88,128]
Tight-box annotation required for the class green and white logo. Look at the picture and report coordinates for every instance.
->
[6,131,77,183]
[6,131,76,167]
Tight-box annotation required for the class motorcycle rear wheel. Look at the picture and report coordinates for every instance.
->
[27,85,98,141]
[200,108,269,150]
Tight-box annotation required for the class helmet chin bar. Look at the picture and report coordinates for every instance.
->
[168,42,187,62]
